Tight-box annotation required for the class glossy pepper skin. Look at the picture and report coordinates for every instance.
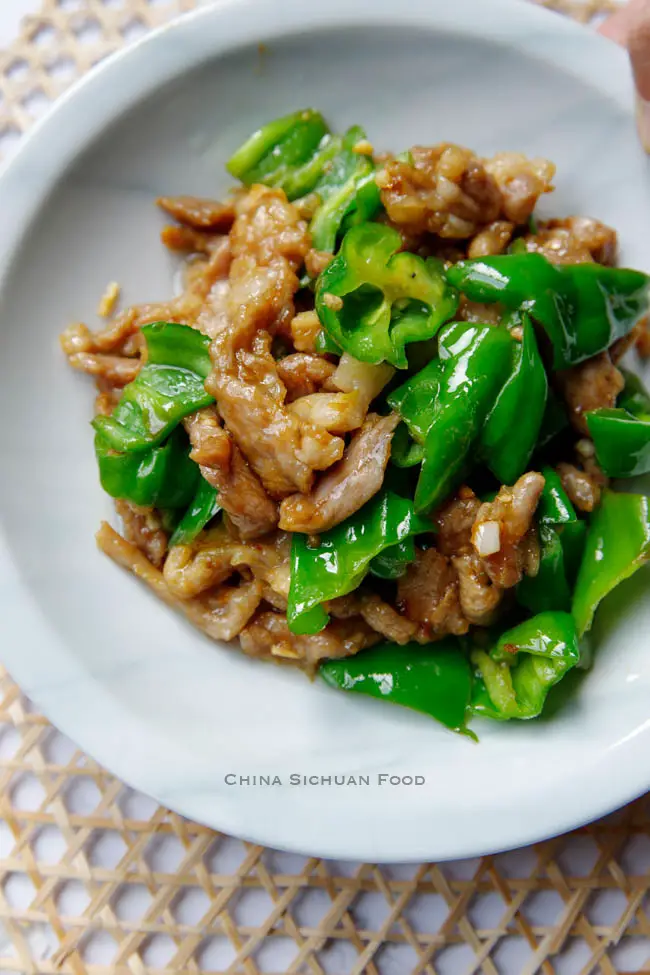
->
[471,611,580,720]
[226,109,329,195]
[169,478,221,547]
[586,371,650,478]
[316,223,459,368]
[447,253,650,369]
[95,428,199,509]
[320,639,473,733]
[287,488,431,635]
[414,322,513,513]
[480,313,548,484]
[308,126,381,252]
[227,112,381,244]
[369,537,416,580]
[573,490,650,638]
[517,467,585,615]
[92,323,213,453]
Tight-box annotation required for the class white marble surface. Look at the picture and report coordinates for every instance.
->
[0,1,647,973]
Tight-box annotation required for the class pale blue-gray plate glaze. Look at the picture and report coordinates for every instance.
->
[0,0,648,861]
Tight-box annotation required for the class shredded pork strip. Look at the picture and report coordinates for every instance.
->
[205,185,345,498]
[183,408,278,538]
[98,523,263,642]
[279,412,400,533]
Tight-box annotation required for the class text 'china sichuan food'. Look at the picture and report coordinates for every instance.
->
[61,110,650,735]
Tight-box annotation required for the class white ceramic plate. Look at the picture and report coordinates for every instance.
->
[0,0,649,862]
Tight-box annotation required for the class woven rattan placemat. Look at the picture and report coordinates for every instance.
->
[2,2,649,973]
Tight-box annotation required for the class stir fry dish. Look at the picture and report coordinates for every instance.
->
[61,110,650,735]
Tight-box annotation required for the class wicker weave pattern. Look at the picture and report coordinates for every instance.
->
[2,2,649,973]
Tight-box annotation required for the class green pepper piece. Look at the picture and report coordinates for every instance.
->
[414,322,513,513]
[309,126,381,252]
[586,408,650,478]
[516,466,583,614]
[92,323,213,453]
[517,523,571,614]
[369,537,416,580]
[95,428,199,509]
[471,611,579,720]
[619,368,650,416]
[537,388,569,449]
[572,490,650,637]
[169,478,221,547]
[390,423,424,468]
[316,224,458,368]
[537,466,578,526]
[480,313,548,484]
[287,488,432,634]
[314,328,341,355]
[280,134,343,200]
[447,253,650,369]
[561,520,587,589]
[387,357,443,444]
[226,109,329,189]
[321,639,472,732]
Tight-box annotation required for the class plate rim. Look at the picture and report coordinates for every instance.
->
[0,0,646,862]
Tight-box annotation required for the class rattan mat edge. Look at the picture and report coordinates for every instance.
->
[1,2,649,974]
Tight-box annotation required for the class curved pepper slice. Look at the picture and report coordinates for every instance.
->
[619,368,650,416]
[92,323,213,453]
[517,467,585,615]
[308,126,381,252]
[321,639,473,733]
[586,408,650,478]
[471,611,580,720]
[586,365,650,478]
[316,224,459,368]
[95,428,199,510]
[480,313,548,484]
[447,253,650,369]
[169,478,221,547]
[369,537,416,580]
[226,109,329,194]
[415,323,513,512]
[287,488,432,635]
[572,490,650,637]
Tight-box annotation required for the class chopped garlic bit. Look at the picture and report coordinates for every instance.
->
[576,438,595,459]
[473,521,501,556]
[271,641,301,660]
[97,281,120,318]
[323,292,344,311]
[352,139,374,156]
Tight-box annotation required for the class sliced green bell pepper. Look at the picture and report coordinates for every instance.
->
[226,109,329,192]
[414,322,513,513]
[95,428,199,510]
[387,357,442,444]
[471,611,580,720]
[517,467,585,614]
[287,488,432,635]
[369,537,416,580]
[92,323,213,453]
[586,407,650,478]
[588,370,650,478]
[316,224,458,368]
[169,477,221,547]
[321,639,472,733]
[480,313,548,484]
[447,253,650,369]
[573,490,650,637]
[619,369,650,416]
[308,125,381,252]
